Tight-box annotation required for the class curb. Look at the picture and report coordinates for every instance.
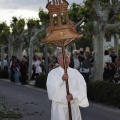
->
[0,79,47,93]
[1,79,120,114]
[89,101,120,114]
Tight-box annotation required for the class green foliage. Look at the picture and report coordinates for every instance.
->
[68,0,120,50]
[0,111,22,119]
[88,81,120,108]
[0,96,22,119]
[38,8,50,42]
[116,14,120,22]
[0,69,9,78]
[38,8,49,25]
[35,74,47,89]
[76,36,93,50]
[17,19,25,33]
[10,17,25,35]
[69,3,83,23]
[0,22,10,45]
[68,2,93,49]
[27,19,40,30]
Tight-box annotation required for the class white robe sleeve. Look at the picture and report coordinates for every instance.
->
[46,70,64,103]
[72,70,89,107]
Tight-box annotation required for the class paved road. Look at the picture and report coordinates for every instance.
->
[0,80,120,120]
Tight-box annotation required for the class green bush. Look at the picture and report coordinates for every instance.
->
[35,74,48,90]
[0,69,9,78]
[87,81,120,108]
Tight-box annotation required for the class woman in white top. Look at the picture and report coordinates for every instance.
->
[103,50,112,65]
[33,60,42,76]
[31,55,42,80]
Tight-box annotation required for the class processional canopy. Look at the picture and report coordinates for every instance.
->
[42,0,83,47]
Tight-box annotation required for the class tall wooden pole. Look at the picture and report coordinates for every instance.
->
[62,47,72,120]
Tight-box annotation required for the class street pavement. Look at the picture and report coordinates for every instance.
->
[0,79,120,120]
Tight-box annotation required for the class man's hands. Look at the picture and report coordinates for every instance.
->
[66,93,73,101]
[62,73,68,81]
[62,73,73,101]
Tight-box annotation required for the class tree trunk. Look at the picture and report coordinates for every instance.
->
[44,44,48,73]
[114,34,118,56]
[1,46,6,70]
[28,43,33,80]
[17,43,23,60]
[27,30,41,80]
[94,31,105,81]
[13,47,18,57]
[8,42,13,62]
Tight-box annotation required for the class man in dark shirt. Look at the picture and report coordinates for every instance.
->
[110,50,117,63]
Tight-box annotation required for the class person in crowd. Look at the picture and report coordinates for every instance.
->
[80,51,92,83]
[4,57,8,69]
[49,62,55,71]
[23,55,29,69]
[89,51,95,79]
[36,55,42,66]
[40,60,45,74]
[31,56,36,80]
[31,55,42,79]
[69,52,74,68]
[49,55,59,71]
[113,58,120,83]
[103,50,112,65]
[103,62,116,82]
[19,56,28,85]
[78,51,85,66]
[70,50,80,70]
[110,50,117,63]
[46,50,89,120]
[42,53,51,73]
[52,55,57,64]
[9,56,16,82]
[11,58,20,83]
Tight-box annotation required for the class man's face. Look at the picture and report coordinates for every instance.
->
[111,50,116,55]
[57,53,70,68]
[22,57,25,62]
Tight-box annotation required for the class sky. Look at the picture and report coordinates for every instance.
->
[0,0,84,25]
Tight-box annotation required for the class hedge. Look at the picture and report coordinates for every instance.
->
[35,74,47,90]
[34,74,120,109]
[87,81,120,109]
[0,69,9,79]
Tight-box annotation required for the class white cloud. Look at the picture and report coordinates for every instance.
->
[0,9,39,25]
[0,0,85,25]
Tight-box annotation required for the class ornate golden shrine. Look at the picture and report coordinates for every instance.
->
[42,0,83,47]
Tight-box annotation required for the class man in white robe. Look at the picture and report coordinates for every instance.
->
[46,51,89,120]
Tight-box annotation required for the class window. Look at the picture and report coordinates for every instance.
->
[61,12,66,25]
[53,14,58,26]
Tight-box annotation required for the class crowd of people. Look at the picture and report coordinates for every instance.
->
[103,50,120,83]
[0,49,120,84]
[48,49,120,84]
[47,50,94,83]
[0,54,44,85]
